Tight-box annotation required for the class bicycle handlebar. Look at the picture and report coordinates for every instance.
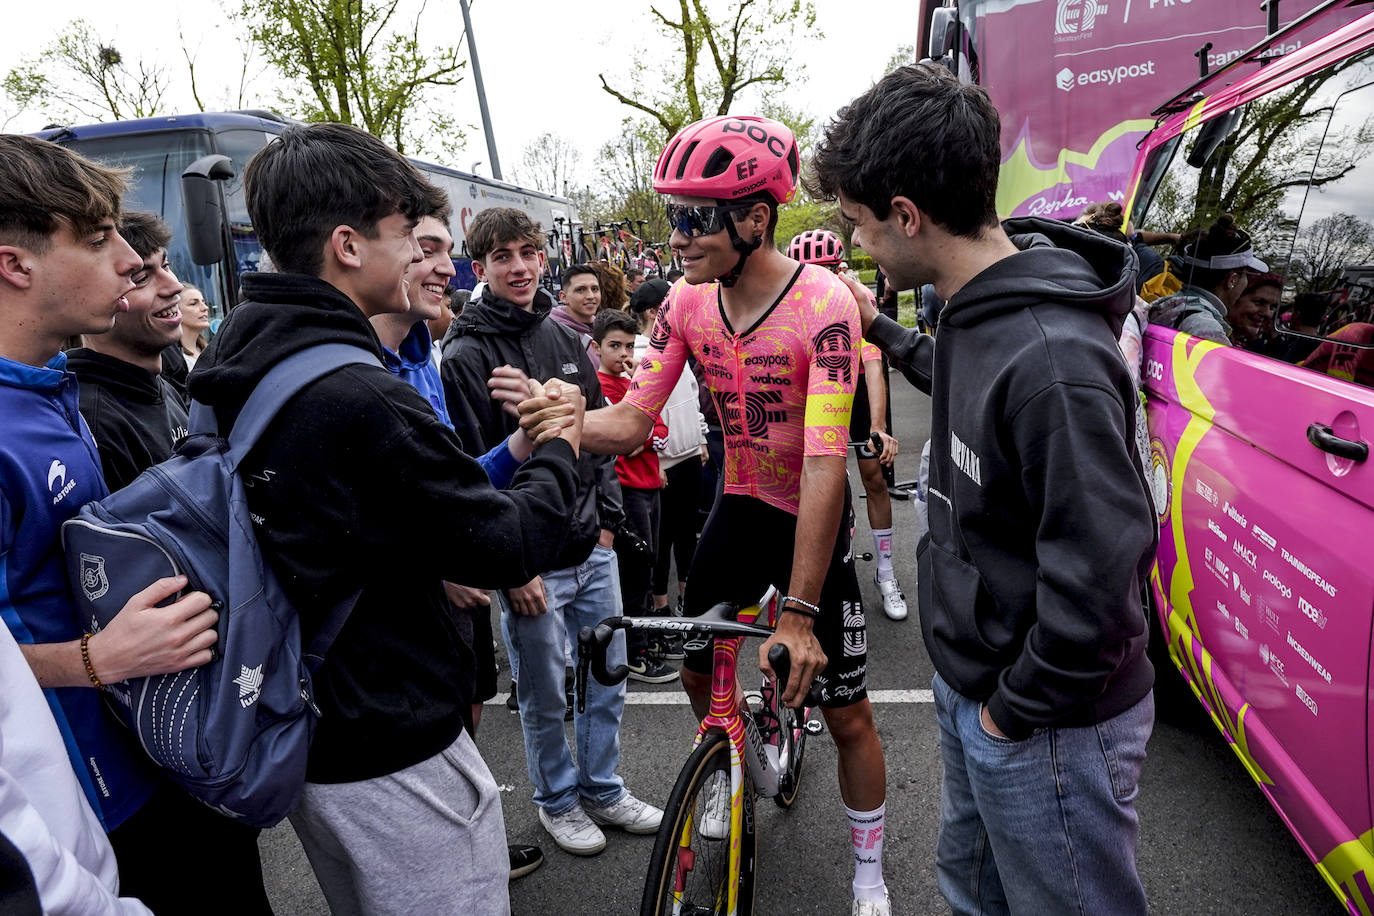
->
[575,597,791,714]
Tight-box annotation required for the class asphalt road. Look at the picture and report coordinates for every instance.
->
[257,371,1340,915]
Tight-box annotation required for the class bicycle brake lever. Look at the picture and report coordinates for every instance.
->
[589,622,630,688]
[766,644,791,701]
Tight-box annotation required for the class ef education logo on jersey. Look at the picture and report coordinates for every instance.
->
[47,458,78,506]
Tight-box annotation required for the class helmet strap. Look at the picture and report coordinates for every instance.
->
[718,219,763,289]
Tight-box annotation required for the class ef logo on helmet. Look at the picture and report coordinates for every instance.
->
[721,120,789,157]
[735,157,760,180]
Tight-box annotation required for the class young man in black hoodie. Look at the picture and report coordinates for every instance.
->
[188,123,583,915]
[442,207,662,858]
[809,64,1159,915]
[66,212,190,492]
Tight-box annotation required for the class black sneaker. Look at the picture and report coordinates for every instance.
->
[506,681,519,713]
[509,843,544,880]
[651,635,687,661]
[627,653,680,684]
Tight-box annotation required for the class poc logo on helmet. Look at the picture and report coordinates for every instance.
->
[721,120,788,157]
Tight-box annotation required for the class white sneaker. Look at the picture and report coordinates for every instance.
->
[852,889,891,916]
[876,575,908,621]
[586,791,663,835]
[538,802,606,856]
[699,772,731,840]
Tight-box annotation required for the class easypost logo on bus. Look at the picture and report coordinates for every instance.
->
[1056,61,1157,92]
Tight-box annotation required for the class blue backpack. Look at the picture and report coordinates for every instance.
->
[61,343,378,827]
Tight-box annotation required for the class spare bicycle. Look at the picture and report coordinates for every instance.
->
[577,586,821,916]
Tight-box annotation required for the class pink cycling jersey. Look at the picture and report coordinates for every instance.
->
[625,263,860,516]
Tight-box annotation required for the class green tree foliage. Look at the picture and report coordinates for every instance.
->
[236,0,465,156]
[3,20,168,124]
[592,119,672,246]
[599,0,818,143]
[774,197,840,253]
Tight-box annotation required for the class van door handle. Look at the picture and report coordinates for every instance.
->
[1307,423,1369,462]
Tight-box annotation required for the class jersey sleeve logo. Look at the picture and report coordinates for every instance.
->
[649,303,672,351]
[814,322,854,385]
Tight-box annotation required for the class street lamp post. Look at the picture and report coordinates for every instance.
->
[459,0,503,181]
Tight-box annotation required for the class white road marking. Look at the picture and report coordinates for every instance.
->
[489,688,933,706]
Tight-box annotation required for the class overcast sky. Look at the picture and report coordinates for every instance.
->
[4,1,919,184]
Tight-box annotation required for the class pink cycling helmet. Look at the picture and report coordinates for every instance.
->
[788,229,845,267]
[653,115,800,204]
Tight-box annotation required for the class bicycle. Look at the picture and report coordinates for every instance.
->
[577,585,822,916]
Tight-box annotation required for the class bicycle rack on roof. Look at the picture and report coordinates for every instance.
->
[1150,0,1364,117]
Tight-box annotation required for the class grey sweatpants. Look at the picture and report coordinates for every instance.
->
[289,730,510,915]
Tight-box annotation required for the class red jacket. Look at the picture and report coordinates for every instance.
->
[598,370,667,489]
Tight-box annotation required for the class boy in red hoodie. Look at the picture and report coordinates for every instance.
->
[591,309,677,684]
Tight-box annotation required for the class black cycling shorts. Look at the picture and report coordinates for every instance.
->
[682,494,868,709]
[849,373,872,446]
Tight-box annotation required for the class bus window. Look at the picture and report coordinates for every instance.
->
[215,129,274,297]
[1132,55,1367,269]
[1290,74,1374,387]
[64,130,225,320]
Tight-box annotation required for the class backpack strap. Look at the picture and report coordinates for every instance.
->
[187,343,382,470]
[301,590,363,678]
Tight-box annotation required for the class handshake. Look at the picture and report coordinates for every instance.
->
[487,365,587,457]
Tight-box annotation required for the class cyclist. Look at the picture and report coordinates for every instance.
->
[788,229,908,621]
[583,115,891,916]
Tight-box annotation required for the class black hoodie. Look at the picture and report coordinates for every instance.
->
[866,218,1157,740]
[65,348,190,492]
[189,272,579,783]
[441,286,622,572]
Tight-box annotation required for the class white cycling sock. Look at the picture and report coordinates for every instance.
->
[872,528,894,582]
[845,801,887,901]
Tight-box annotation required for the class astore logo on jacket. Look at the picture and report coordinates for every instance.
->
[47,458,78,505]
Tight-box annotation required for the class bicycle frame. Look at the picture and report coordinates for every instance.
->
[682,595,778,915]
[577,588,810,916]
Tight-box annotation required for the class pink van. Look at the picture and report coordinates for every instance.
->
[1125,3,1374,912]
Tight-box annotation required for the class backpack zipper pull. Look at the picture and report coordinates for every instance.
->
[300,680,322,717]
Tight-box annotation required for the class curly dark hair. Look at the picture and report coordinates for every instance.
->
[806,62,1001,238]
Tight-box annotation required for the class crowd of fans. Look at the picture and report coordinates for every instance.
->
[5,56,1371,916]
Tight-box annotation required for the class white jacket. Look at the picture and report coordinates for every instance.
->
[0,625,151,915]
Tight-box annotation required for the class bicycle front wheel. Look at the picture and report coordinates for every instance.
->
[641,729,757,916]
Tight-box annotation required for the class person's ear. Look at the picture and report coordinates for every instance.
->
[0,246,35,290]
[471,258,489,282]
[890,197,923,238]
[328,226,363,270]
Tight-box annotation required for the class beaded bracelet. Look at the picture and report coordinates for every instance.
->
[780,596,821,620]
[80,633,103,689]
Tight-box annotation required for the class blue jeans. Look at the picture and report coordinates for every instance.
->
[499,545,627,815]
[932,673,1153,916]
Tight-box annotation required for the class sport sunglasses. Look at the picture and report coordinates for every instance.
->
[664,202,752,238]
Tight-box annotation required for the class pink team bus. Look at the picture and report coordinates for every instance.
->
[920,0,1364,219]
[1123,2,1374,912]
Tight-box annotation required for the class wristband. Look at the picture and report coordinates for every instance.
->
[80,633,103,689]
[780,596,821,620]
